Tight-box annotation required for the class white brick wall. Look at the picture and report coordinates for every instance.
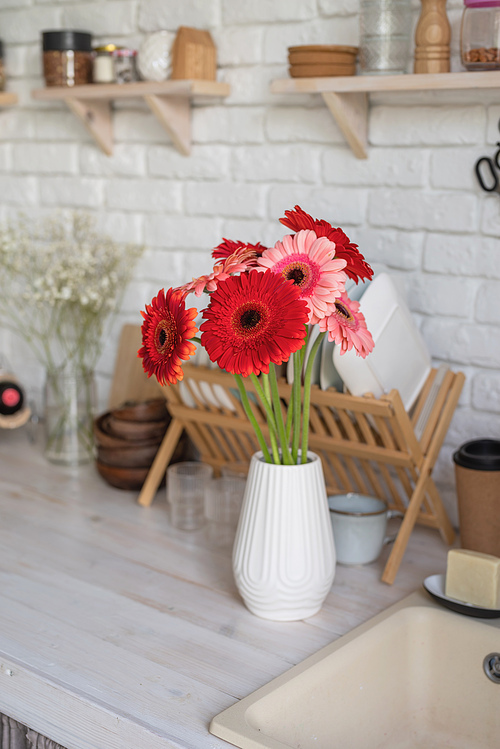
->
[0,0,499,526]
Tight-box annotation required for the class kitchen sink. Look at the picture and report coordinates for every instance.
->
[210,591,500,749]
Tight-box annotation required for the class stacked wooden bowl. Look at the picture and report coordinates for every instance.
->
[288,45,358,78]
[94,399,170,490]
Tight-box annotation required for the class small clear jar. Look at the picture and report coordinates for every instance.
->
[92,44,117,83]
[113,47,138,84]
[461,0,500,70]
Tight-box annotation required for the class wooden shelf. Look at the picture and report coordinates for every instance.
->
[271,71,500,158]
[31,79,230,156]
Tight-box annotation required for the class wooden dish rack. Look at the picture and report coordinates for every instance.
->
[137,360,464,585]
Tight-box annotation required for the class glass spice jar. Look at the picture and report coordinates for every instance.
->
[461,0,500,70]
[42,30,93,87]
[93,44,117,83]
[113,47,138,84]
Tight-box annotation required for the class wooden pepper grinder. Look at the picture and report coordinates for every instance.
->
[414,0,451,73]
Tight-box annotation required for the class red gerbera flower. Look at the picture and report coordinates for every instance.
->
[200,269,309,377]
[138,288,198,386]
[212,238,267,264]
[279,205,373,284]
[319,292,374,358]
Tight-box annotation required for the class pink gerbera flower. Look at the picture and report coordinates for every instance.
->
[319,293,374,358]
[257,229,347,324]
[279,205,373,284]
[177,246,257,297]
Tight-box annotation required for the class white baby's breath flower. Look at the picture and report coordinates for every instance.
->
[0,211,144,372]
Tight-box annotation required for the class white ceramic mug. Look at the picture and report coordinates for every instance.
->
[328,493,403,566]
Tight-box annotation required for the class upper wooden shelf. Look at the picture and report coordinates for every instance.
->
[31,79,231,156]
[271,71,500,158]
[0,92,18,106]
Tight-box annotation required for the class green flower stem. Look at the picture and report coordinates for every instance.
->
[291,329,308,463]
[300,330,326,464]
[285,384,293,445]
[269,363,293,464]
[251,373,280,464]
[234,374,271,463]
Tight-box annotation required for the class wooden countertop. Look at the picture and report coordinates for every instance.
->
[0,429,452,749]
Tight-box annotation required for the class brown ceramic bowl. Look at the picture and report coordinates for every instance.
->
[93,413,165,449]
[105,413,168,442]
[97,443,160,468]
[111,399,168,423]
[96,460,165,491]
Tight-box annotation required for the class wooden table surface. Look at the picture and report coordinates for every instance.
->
[0,429,452,749]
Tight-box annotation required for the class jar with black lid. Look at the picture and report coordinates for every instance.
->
[42,30,93,87]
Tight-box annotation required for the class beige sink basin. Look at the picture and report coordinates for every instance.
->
[210,591,500,749]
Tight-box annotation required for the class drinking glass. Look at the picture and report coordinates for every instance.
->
[167,462,213,530]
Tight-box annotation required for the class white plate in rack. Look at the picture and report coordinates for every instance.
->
[333,273,431,410]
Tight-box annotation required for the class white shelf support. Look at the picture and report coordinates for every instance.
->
[321,91,368,159]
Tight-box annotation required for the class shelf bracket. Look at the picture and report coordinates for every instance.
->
[321,91,368,159]
[144,94,191,156]
[65,97,113,156]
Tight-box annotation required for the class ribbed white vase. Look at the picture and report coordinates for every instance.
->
[232,451,336,621]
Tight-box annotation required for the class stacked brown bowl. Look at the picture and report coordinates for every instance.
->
[288,45,358,78]
[94,399,169,490]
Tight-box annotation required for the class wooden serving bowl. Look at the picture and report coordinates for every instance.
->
[288,44,358,54]
[95,460,163,491]
[105,413,168,442]
[111,399,168,423]
[289,62,356,77]
[97,443,160,468]
[288,48,358,66]
[93,413,165,449]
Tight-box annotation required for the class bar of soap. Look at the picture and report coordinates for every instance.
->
[445,549,500,608]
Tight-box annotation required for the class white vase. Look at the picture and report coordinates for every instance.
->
[232,451,336,621]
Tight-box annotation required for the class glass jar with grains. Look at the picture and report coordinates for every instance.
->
[461,0,500,70]
[42,30,93,87]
